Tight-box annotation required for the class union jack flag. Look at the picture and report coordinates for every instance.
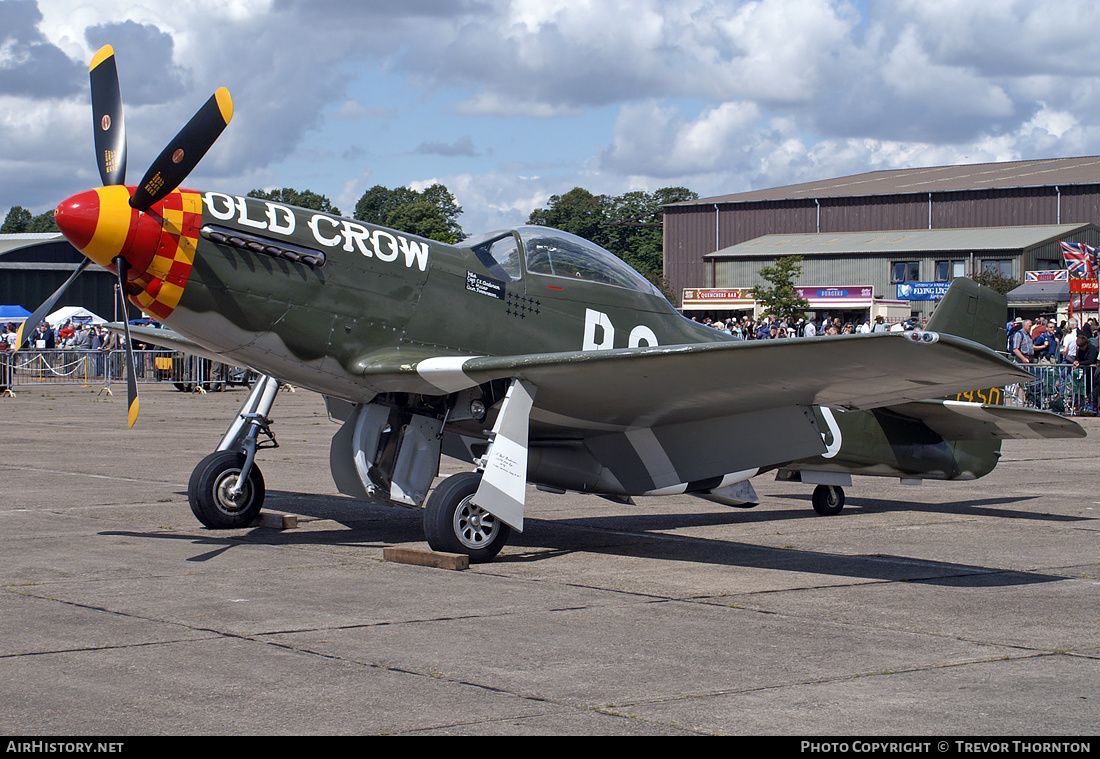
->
[1060,241,1098,278]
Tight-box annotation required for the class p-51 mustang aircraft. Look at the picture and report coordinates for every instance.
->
[22,46,1084,561]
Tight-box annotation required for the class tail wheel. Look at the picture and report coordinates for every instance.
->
[811,484,845,516]
[424,472,511,563]
[188,450,265,528]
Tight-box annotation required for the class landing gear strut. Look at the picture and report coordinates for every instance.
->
[423,472,511,563]
[811,484,845,516]
[187,374,280,528]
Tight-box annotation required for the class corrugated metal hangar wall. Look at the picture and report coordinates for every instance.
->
[663,156,1100,303]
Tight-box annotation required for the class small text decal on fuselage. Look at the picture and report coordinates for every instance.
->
[202,192,430,272]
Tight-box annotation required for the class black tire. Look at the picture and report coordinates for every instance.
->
[811,484,845,516]
[188,450,265,528]
[423,472,511,563]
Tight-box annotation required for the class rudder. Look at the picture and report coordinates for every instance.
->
[925,277,1007,352]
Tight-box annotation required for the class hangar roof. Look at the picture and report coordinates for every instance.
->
[705,224,1096,258]
[0,233,63,255]
[677,156,1100,205]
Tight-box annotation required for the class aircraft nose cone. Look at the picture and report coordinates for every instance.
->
[54,185,139,270]
[55,189,101,253]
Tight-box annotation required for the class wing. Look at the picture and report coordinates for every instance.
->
[106,323,252,368]
[117,323,1030,433]
[399,331,1032,431]
[404,331,1040,502]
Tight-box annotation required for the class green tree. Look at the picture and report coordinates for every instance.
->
[971,269,1021,296]
[26,210,59,233]
[248,187,341,216]
[602,186,697,291]
[527,186,697,301]
[527,187,610,245]
[751,256,811,324]
[1,206,33,233]
[354,183,464,243]
[1,206,58,233]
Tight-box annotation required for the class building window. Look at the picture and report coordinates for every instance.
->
[981,259,1013,278]
[892,261,920,283]
[935,260,966,281]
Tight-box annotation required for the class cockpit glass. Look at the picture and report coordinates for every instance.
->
[516,226,659,294]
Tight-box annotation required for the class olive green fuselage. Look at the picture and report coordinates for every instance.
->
[167,192,726,398]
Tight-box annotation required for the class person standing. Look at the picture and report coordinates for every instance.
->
[1061,319,1079,364]
[1011,319,1035,363]
[1073,327,1098,412]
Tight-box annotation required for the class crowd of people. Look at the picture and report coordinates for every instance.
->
[1006,315,1098,365]
[1,320,127,383]
[691,313,924,339]
[1008,315,1099,414]
[0,320,120,354]
[692,311,1098,415]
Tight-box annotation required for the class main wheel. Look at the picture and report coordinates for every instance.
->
[811,484,845,516]
[423,472,511,563]
[188,450,265,528]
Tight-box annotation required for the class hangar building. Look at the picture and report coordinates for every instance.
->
[0,233,139,324]
[663,156,1100,320]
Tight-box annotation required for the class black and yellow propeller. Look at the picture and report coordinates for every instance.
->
[18,44,233,427]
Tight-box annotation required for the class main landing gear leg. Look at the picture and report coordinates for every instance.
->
[188,374,281,528]
[422,378,535,563]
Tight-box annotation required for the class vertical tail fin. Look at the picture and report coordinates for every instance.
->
[926,277,1007,352]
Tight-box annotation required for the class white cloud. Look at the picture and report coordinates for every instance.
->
[601,100,762,177]
[5,0,1100,231]
[699,0,859,102]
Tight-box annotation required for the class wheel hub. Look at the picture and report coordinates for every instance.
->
[214,470,251,513]
[454,497,499,549]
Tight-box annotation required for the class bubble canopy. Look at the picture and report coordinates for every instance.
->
[463,225,661,296]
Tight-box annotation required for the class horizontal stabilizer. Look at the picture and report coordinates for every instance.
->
[889,399,1086,440]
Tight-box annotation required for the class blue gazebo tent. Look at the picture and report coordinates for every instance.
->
[0,305,32,322]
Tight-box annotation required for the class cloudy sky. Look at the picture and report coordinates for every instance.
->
[2,0,1099,235]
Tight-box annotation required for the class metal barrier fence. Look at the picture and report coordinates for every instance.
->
[1006,363,1096,416]
[1,349,1094,416]
[0,349,252,394]
[0,350,10,395]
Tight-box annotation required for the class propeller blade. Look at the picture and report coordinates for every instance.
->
[129,87,233,212]
[90,45,126,186]
[114,258,140,427]
[15,259,91,350]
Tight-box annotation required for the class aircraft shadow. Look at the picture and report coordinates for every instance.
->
[768,492,1088,523]
[102,488,1070,588]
